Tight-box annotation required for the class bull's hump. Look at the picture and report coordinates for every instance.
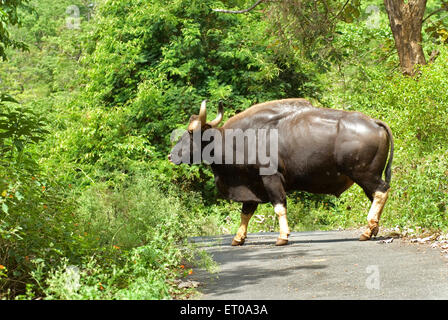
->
[223,98,314,129]
[253,98,313,108]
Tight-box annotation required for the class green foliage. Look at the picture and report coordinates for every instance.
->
[29,175,216,300]
[424,1,448,45]
[267,0,364,70]
[0,0,217,298]
[0,94,48,157]
[0,0,31,59]
[0,0,93,98]
[0,93,48,235]
[0,94,78,297]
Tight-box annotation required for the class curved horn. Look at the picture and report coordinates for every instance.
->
[208,101,224,127]
[199,100,207,126]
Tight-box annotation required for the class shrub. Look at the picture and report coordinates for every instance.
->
[36,173,217,300]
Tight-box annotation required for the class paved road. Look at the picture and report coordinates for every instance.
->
[190,230,448,299]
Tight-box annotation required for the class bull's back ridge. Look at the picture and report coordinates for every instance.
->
[222,98,314,128]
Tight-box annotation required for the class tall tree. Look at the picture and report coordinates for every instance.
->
[383,0,427,75]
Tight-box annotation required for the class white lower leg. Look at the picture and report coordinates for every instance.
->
[274,204,290,240]
[361,190,389,239]
[234,213,253,242]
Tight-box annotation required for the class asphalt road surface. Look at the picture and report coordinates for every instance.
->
[190,230,448,300]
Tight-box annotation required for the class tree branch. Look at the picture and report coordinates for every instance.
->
[422,6,448,23]
[213,0,266,14]
[332,0,351,21]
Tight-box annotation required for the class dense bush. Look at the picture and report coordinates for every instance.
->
[0,94,77,297]
[32,175,217,300]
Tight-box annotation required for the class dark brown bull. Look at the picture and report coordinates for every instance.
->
[169,98,394,246]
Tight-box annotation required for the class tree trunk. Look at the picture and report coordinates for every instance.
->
[384,0,427,76]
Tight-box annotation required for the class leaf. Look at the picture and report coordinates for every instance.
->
[2,202,8,214]
[0,94,19,104]
[14,191,23,201]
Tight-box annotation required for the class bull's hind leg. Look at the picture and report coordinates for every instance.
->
[352,174,390,241]
[346,133,391,241]
[360,189,389,241]
[261,174,290,246]
[232,202,258,246]
[274,203,290,246]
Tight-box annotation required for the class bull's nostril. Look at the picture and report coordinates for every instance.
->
[168,154,172,161]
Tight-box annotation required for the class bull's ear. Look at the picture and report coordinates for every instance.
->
[208,101,224,127]
[202,123,212,131]
[188,115,202,131]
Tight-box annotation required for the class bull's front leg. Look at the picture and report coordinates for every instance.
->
[232,202,258,246]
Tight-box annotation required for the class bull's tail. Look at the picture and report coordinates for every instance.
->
[375,120,394,185]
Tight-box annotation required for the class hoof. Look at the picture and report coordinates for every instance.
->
[231,238,245,246]
[360,224,379,241]
[275,238,289,246]
[359,233,371,241]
